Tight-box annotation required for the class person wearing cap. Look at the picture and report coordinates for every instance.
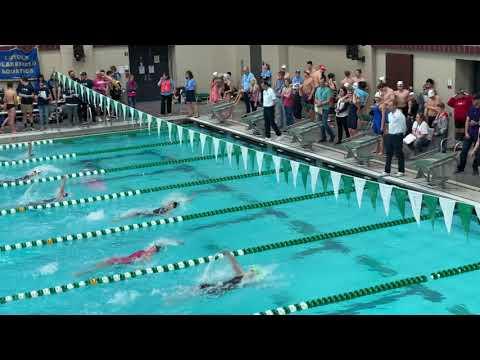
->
[312,64,327,88]
[383,98,406,177]
[447,90,474,133]
[79,72,95,124]
[241,66,255,114]
[291,70,304,120]
[299,70,315,120]
[394,81,410,117]
[424,89,441,127]
[456,95,480,175]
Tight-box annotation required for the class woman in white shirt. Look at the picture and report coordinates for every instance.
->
[383,98,407,176]
[410,113,431,154]
[261,81,282,139]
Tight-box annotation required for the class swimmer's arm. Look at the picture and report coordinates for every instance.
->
[222,251,243,276]
[56,177,67,200]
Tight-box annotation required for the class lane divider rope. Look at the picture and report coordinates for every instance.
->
[0,187,337,252]
[254,256,480,315]
[0,140,53,151]
[253,275,429,315]
[0,140,181,167]
[0,165,269,218]
[1,154,224,188]
[0,213,427,304]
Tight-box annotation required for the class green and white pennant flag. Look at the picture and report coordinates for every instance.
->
[129,107,135,124]
[330,171,342,199]
[105,97,111,115]
[476,205,480,223]
[439,197,456,233]
[379,183,393,216]
[226,142,233,166]
[213,137,220,161]
[240,146,249,171]
[189,129,195,150]
[156,118,162,136]
[121,104,127,121]
[138,112,144,127]
[407,190,423,224]
[256,150,264,174]
[99,94,104,111]
[167,122,173,142]
[147,114,152,134]
[272,155,282,183]
[177,125,184,144]
[113,100,119,116]
[309,166,320,193]
[354,177,366,208]
[79,84,84,99]
[290,160,300,188]
[200,133,207,155]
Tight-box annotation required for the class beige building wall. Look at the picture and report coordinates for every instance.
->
[455,59,475,93]
[374,48,457,102]
[287,45,367,81]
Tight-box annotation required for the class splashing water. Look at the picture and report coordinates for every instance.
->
[107,290,141,306]
[86,209,105,221]
[34,262,59,277]
[32,165,62,175]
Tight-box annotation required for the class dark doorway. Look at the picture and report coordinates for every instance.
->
[474,61,480,95]
[385,53,413,89]
[250,45,262,79]
[128,46,169,102]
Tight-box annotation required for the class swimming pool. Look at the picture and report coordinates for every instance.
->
[1,123,480,315]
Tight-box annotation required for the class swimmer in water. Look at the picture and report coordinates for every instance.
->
[1,169,41,184]
[26,176,68,206]
[199,251,263,295]
[74,239,184,276]
[120,201,179,219]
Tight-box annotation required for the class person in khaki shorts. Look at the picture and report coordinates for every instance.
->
[17,78,36,130]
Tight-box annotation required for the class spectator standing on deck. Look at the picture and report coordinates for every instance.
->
[394,81,410,117]
[315,78,335,142]
[335,86,351,143]
[424,89,441,127]
[260,63,272,82]
[79,72,95,124]
[249,77,260,112]
[470,128,480,176]
[456,95,480,174]
[0,82,18,134]
[352,69,366,84]
[17,78,36,131]
[241,66,255,114]
[341,70,354,88]
[299,70,315,120]
[305,61,313,74]
[106,70,122,101]
[383,99,406,176]
[291,70,304,120]
[261,80,281,139]
[158,73,174,115]
[447,90,473,136]
[127,74,137,108]
[59,76,80,126]
[110,66,121,81]
[281,78,295,126]
[274,70,286,128]
[184,70,199,118]
[378,82,395,132]
[37,77,52,130]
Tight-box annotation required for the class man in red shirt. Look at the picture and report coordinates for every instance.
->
[447,90,474,132]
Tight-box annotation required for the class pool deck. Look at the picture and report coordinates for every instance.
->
[1,100,479,207]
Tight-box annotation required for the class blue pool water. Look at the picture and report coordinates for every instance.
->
[0,127,479,315]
